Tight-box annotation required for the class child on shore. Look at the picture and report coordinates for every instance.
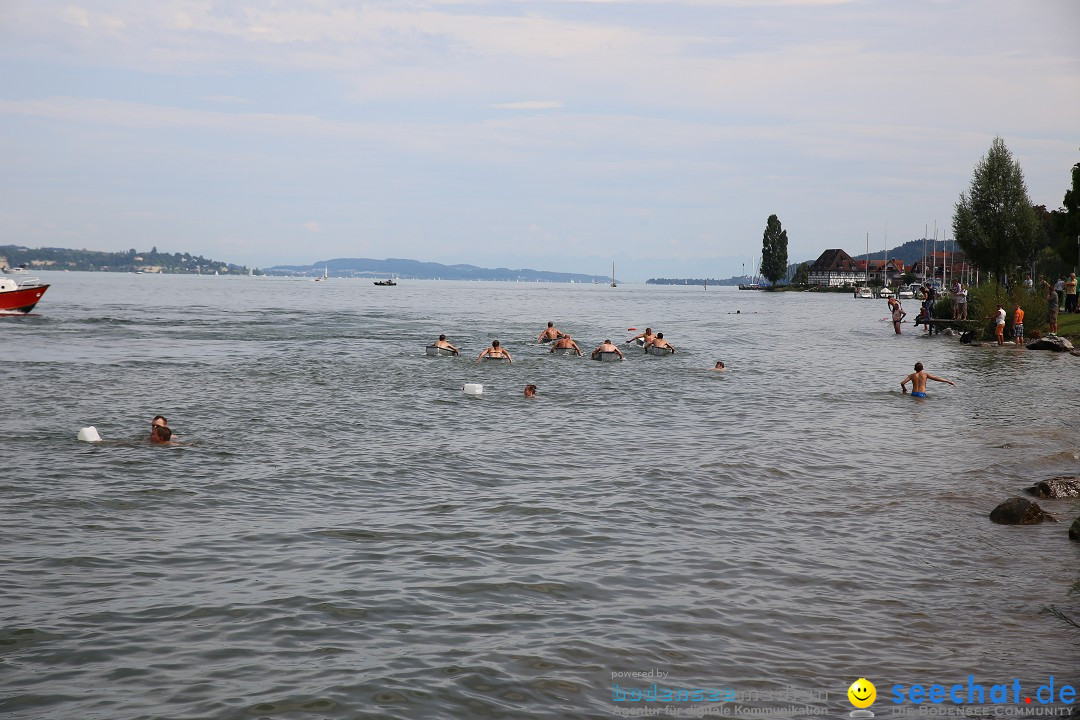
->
[1013,304,1025,346]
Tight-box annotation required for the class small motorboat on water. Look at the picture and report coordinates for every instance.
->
[373,277,397,286]
[879,286,895,299]
[854,286,874,299]
[425,345,458,357]
[0,276,50,313]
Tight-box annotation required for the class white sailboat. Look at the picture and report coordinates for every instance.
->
[610,262,617,287]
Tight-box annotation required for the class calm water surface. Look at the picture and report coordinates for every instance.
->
[2,272,1078,720]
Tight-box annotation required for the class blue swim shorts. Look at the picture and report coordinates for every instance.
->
[911,391,927,398]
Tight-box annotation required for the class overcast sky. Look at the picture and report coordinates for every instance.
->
[1,0,1077,281]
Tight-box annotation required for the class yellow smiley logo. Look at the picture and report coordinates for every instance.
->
[848,678,877,709]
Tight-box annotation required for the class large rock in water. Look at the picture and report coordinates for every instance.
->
[1026,476,1080,498]
[1071,517,1080,542]
[1026,335,1074,352]
[989,497,1054,525]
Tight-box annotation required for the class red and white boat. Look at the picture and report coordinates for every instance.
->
[0,276,50,313]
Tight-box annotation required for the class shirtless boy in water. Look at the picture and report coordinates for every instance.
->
[900,362,955,397]
[645,333,675,352]
[591,339,625,360]
[537,322,563,343]
[550,335,583,356]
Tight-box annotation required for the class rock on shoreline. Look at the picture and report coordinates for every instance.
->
[989,497,1055,525]
[1026,476,1080,498]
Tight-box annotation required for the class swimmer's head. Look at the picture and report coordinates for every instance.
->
[605,339,611,344]
[439,334,446,340]
[914,362,923,372]
[715,361,725,369]
[152,415,167,427]
[492,340,500,347]
[547,321,554,327]
[524,384,537,397]
[656,333,664,339]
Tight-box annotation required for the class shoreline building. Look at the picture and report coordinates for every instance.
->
[807,249,862,287]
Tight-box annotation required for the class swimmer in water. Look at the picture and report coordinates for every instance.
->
[591,339,625,360]
[549,335,583,356]
[712,361,726,371]
[524,384,537,398]
[537,322,563,343]
[626,327,655,346]
[477,340,513,363]
[150,425,173,444]
[431,334,459,355]
[150,415,172,441]
[645,333,675,353]
[900,361,954,397]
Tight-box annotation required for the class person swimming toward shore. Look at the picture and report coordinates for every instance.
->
[900,362,954,397]
[537,322,563,343]
[477,340,513,363]
[549,335,583,356]
[523,384,537,398]
[712,361,726,371]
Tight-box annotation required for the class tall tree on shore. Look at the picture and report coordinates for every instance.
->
[953,137,1039,282]
[1056,160,1080,269]
[760,214,789,285]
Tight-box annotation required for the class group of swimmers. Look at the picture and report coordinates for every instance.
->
[429,323,687,364]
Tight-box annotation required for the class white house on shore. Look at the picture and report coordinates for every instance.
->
[807,249,862,287]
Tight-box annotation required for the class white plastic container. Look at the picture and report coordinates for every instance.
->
[463,383,484,396]
[77,426,102,442]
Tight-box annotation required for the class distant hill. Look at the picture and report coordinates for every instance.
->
[267,257,609,284]
[0,245,251,275]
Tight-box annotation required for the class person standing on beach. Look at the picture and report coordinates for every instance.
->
[990,304,1006,346]
[1065,273,1078,314]
[1012,304,1025,346]
[1042,280,1059,334]
[889,298,906,334]
[901,362,955,397]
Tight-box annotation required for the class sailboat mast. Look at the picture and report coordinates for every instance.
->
[865,232,869,286]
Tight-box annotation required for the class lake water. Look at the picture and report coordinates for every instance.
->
[2,272,1078,720]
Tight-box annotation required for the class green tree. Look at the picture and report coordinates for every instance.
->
[760,214,789,285]
[953,136,1039,283]
[792,261,809,285]
[1057,160,1080,269]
